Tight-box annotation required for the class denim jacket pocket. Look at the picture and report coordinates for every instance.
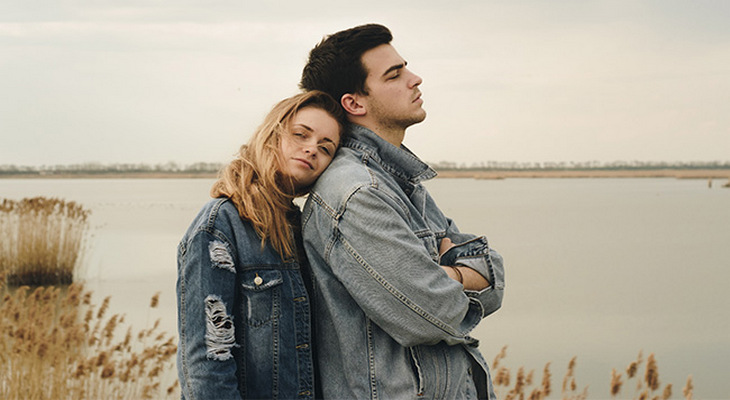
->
[409,346,425,397]
[241,269,283,327]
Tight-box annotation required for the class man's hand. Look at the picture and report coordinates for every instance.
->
[439,237,455,256]
[439,237,490,291]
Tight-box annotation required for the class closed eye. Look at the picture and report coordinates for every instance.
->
[383,62,406,81]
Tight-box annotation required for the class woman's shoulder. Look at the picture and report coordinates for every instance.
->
[195,197,236,224]
[181,198,287,263]
[183,198,251,240]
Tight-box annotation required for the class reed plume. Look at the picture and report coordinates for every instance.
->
[0,276,178,399]
[525,369,534,386]
[508,366,525,399]
[610,368,623,397]
[627,350,643,379]
[683,375,694,400]
[0,197,90,285]
[150,292,160,308]
[541,362,552,397]
[644,353,660,392]
[562,356,577,394]
[489,347,694,400]
[493,345,507,370]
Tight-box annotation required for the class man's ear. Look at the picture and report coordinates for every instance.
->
[341,93,367,117]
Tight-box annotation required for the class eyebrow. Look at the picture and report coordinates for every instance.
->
[293,123,337,144]
[293,123,313,132]
[382,61,407,77]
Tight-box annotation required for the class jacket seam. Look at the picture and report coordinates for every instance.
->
[339,234,463,339]
[366,319,378,400]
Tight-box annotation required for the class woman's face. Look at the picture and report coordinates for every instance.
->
[279,106,341,190]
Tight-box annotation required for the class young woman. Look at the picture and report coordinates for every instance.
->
[176,91,345,399]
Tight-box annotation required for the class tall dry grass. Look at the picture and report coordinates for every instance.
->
[0,274,178,399]
[0,197,90,285]
[491,346,695,400]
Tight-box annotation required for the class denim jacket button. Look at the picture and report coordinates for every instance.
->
[254,274,263,286]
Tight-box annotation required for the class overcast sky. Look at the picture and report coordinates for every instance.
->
[2,0,728,167]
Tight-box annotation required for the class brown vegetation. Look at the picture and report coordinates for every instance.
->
[0,275,178,399]
[0,197,90,285]
[491,346,694,400]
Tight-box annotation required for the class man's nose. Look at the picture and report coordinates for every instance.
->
[408,69,422,88]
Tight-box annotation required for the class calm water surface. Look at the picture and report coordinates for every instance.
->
[2,178,728,398]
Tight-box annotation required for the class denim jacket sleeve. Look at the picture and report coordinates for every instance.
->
[311,185,484,348]
[177,229,242,400]
[439,229,505,318]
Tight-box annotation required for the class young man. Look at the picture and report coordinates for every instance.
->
[299,24,505,399]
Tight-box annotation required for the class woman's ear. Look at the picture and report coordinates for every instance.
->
[341,93,366,117]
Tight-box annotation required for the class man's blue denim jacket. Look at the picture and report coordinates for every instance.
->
[177,198,314,400]
[301,124,505,399]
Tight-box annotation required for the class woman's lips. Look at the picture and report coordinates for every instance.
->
[293,158,313,169]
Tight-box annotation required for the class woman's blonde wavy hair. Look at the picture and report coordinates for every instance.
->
[211,90,345,259]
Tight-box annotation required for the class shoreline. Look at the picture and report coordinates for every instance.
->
[0,172,220,179]
[2,169,730,182]
[435,168,730,181]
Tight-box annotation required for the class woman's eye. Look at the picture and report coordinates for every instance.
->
[291,132,308,141]
[319,146,331,156]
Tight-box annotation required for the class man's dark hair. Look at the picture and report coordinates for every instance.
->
[300,24,392,103]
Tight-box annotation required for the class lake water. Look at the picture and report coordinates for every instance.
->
[1,178,728,399]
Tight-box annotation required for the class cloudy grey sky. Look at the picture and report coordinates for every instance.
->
[2,0,728,167]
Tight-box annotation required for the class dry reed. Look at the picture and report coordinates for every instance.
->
[492,347,694,400]
[0,274,178,399]
[0,197,90,285]
[683,375,694,400]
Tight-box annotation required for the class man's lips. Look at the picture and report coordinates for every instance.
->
[293,158,313,170]
[413,92,422,103]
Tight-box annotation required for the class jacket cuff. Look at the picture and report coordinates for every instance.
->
[441,237,505,318]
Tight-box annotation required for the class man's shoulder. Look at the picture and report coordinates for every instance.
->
[311,148,374,198]
[303,149,386,224]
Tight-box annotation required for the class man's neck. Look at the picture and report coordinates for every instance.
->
[352,121,406,148]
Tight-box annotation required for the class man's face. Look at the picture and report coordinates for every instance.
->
[359,44,426,131]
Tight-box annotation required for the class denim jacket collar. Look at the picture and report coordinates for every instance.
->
[342,124,437,185]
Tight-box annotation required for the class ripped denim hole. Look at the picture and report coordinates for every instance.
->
[204,295,236,361]
[209,240,235,273]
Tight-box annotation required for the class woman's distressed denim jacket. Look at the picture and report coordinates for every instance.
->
[301,124,505,399]
[177,198,314,400]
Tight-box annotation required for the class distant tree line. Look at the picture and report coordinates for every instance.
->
[430,160,730,171]
[1,160,729,176]
[0,162,223,176]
